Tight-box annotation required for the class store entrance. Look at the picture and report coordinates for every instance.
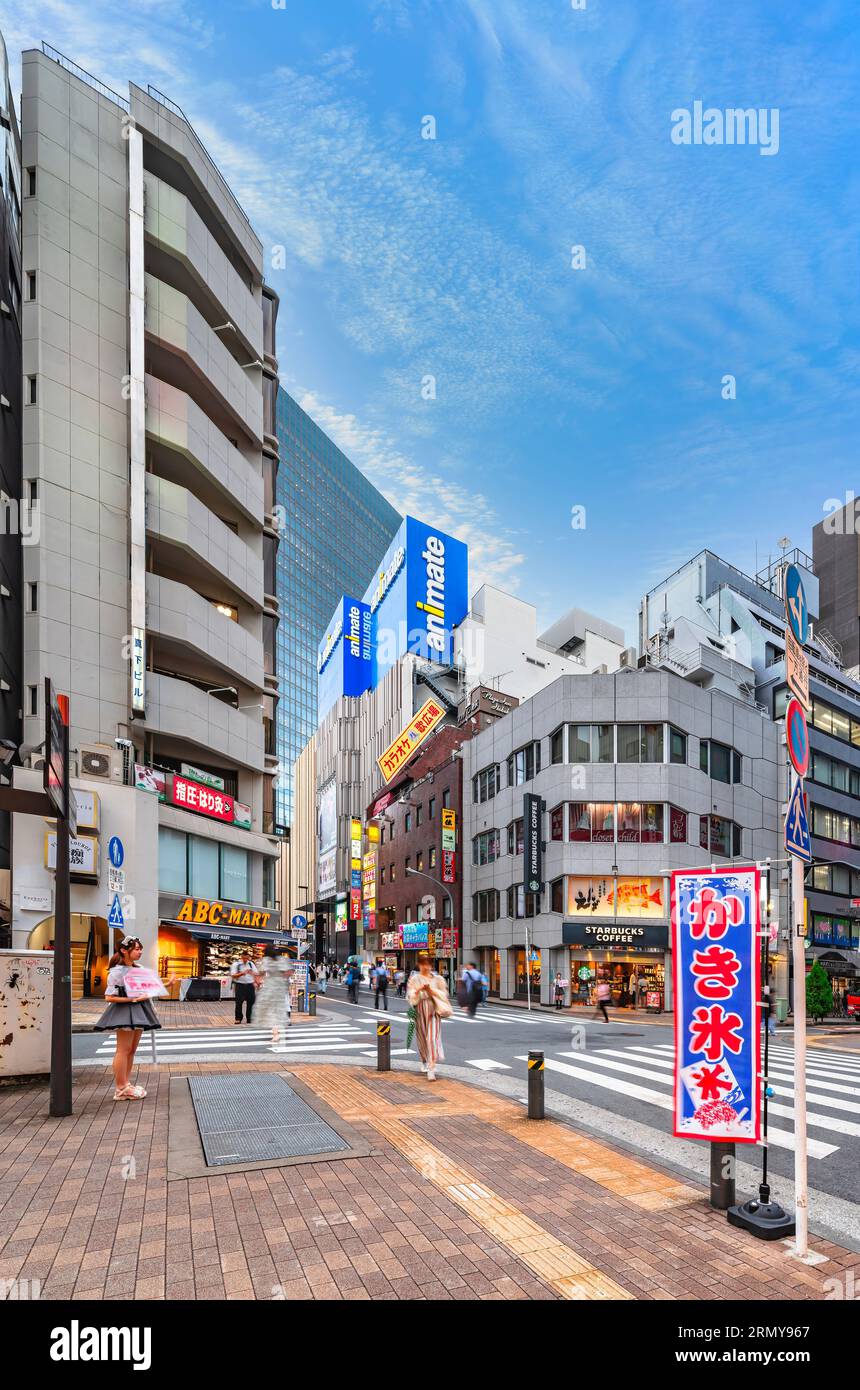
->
[513,946,541,1000]
[570,954,666,1010]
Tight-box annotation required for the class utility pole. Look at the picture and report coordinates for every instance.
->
[790,836,808,1257]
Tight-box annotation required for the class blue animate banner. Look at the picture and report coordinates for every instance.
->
[317,596,372,721]
[671,867,761,1144]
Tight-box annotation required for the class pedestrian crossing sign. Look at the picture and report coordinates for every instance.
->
[785,778,811,862]
[108,893,125,928]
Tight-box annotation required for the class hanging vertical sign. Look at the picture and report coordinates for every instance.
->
[524,794,543,894]
[671,867,761,1143]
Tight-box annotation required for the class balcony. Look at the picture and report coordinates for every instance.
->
[145,375,263,525]
[130,84,263,285]
[146,573,265,692]
[144,273,263,447]
[142,671,265,772]
[144,171,262,362]
[146,474,264,610]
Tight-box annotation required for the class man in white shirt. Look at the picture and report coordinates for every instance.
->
[231,950,260,1023]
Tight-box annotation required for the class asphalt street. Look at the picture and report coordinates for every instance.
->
[73,980,860,1225]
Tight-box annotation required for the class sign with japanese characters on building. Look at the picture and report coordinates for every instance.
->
[671,867,761,1144]
[377,697,446,784]
[441,807,456,851]
[171,774,234,822]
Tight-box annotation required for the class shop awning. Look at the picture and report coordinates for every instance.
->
[187,926,296,946]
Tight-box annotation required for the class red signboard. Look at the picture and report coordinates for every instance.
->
[350,888,362,920]
[171,774,234,822]
[442,850,456,884]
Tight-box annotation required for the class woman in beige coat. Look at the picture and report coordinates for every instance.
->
[407,952,452,1081]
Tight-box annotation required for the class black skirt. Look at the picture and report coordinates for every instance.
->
[94,998,161,1032]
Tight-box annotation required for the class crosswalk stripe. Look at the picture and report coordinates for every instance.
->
[268,1041,376,1054]
[514,1055,838,1159]
[96,1034,373,1054]
[360,1049,413,1057]
[465,1059,512,1071]
[618,1047,860,1098]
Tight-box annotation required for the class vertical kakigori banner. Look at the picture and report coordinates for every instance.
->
[671,867,761,1143]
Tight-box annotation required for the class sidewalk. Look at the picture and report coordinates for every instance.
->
[71,998,316,1032]
[0,1059,855,1301]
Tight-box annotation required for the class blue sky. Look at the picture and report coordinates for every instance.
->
[7,0,859,643]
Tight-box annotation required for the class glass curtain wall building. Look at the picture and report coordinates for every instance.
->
[274,386,401,831]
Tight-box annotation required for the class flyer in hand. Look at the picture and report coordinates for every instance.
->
[122,967,170,1000]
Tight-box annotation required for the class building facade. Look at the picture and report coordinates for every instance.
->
[641,546,860,1007]
[0,31,22,902]
[463,667,781,1008]
[13,44,281,988]
[813,498,860,673]
[273,384,400,833]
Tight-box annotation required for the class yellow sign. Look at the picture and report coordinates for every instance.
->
[377,697,446,784]
[175,897,273,930]
[442,808,456,830]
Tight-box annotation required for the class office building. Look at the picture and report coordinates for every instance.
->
[11,43,281,991]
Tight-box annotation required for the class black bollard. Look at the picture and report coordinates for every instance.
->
[710,1141,736,1210]
[527,1050,545,1119]
[308,991,317,1017]
[377,1021,391,1072]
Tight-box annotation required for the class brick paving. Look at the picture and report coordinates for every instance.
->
[0,1060,857,1301]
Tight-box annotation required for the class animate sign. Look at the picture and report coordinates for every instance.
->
[175,897,274,930]
[171,773,234,822]
[377,697,446,783]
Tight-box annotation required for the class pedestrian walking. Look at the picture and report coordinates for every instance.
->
[373,962,389,1011]
[394,968,406,997]
[593,974,611,1023]
[231,949,260,1024]
[407,953,452,1081]
[458,962,483,1018]
[553,972,567,1010]
[254,945,292,1046]
[94,936,172,1102]
[346,959,362,1004]
[317,964,328,996]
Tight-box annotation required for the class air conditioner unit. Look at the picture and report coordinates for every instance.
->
[79,745,124,782]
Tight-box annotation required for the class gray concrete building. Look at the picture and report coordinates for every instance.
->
[462,666,781,1010]
[13,44,281,991]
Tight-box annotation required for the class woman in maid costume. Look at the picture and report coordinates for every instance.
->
[94,936,170,1101]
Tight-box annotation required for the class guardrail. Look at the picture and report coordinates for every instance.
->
[41,43,129,112]
[146,84,252,230]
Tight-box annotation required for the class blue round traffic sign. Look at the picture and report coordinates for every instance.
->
[786,697,809,779]
[785,564,809,646]
[291,913,307,930]
[108,836,124,868]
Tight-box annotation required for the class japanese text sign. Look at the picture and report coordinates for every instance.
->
[671,867,761,1144]
[171,774,234,823]
[377,698,445,784]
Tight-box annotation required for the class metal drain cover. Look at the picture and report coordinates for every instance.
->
[188,1074,350,1166]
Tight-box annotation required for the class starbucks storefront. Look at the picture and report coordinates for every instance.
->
[562,918,671,1012]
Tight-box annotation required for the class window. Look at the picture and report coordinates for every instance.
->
[442,896,452,922]
[568,802,591,842]
[405,906,412,922]
[380,866,386,886]
[26,271,36,301]
[158,827,187,893]
[428,797,436,818]
[25,478,37,505]
[699,815,741,858]
[473,765,501,802]
[569,725,592,763]
[507,743,540,786]
[416,804,422,827]
[641,803,664,843]
[617,724,642,763]
[700,740,741,783]
[507,818,524,855]
[429,846,437,868]
[809,695,860,748]
[595,724,614,762]
[550,805,564,841]
[188,836,219,897]
[669,806,687,843]
[220,845,248,901]
[669,727,687,764]
[28,685,37,716]
[405,812,411,832]
[472,830,501,865]
[26,376,37,404]
[643,723,663,761]
[472,889,500,923]
[443,788,451,810]
[390,864,396,881]
[416,851,424,871]
[507,885,541,918]
[617,802,640,843]
[26,168,36,196]
[405,856,411,873]
[550,727,564,764]
[27,582,37,612]
[551,877,564,913]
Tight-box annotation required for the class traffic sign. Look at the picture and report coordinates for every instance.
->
[785,697,810,779]
[108,893,125,929]
[108,836,124,868]
[785,778,811,862]
[785,564,809,646]
[291,913,307,930]
[785,626,810,709]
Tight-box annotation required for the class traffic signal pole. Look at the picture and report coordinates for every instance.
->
[790,841,808,1258]
[49,718,72,1117]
